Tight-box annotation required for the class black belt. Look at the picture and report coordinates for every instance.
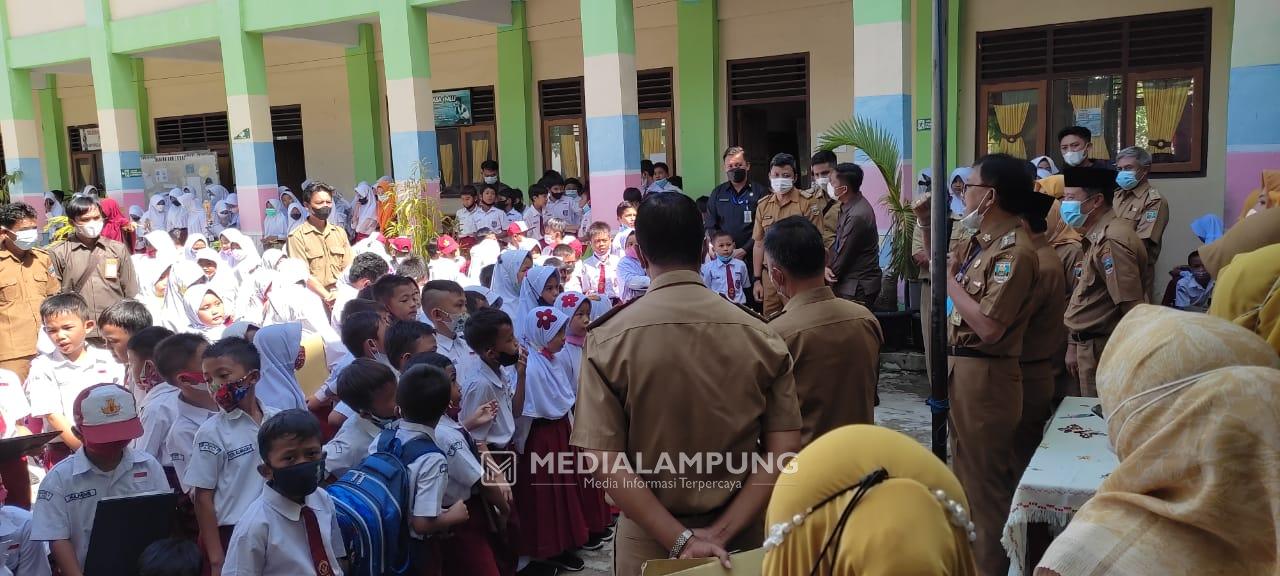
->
[1070,332,1107,342]
[948,346,998,359]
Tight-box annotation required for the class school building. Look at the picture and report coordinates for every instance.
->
[0,0,1275,279]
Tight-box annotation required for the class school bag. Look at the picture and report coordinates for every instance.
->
[326,427,442,576]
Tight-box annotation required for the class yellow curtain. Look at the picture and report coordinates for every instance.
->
[559,134,579,178]
[470,139,490,182]
[641,127,664,160]
[439,143,455,187]
[1069,91,1111,160]
[993,102,1031,159]
[1143,80,1192,155]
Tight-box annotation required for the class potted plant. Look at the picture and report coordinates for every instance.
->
[382,159,445,257]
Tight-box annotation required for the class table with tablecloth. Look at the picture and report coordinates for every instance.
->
[1002,396,1119,576]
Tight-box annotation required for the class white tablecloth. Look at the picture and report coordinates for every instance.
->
[1002,397,1118,575]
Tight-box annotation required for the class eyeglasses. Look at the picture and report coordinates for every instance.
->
[961,183,994,194]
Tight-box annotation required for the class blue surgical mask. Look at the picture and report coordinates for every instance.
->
[949,195,966,216]
[1116,170,1140,191]
[717,254,733,264]
[1060,200,1087,229]
[653,178,668,189]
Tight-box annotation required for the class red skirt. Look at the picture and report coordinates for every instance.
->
[0,457,29,509]
[573,445,612,533]
[441,494,502,576]
[513,417,589,559]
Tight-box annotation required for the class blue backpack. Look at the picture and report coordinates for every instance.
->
[327,428,442,576]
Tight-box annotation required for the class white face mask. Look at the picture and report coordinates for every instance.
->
[813,177,831,190]
[77,220,104,239]
[9,228,38,250]
[543,233,556,245]
[1063,150,1087,166]
[958,191,991,233]
[484,176,498,185]
[770,177,794,194]
[825,182,840,202]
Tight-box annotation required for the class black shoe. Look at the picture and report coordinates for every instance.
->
[580,533,607,551]
[590,527,615,544]
[542,551,585,572]
[517,562,559,576]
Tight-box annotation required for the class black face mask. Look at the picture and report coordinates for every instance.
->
[357,196,369,205]
[495,350,519,366]
[268,459,326,500]
[171,199,182,207]
[727,168,747,184]
[311,206,333,220]
[551,191,564,199]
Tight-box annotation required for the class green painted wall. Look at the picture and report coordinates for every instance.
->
[378,0,431,81]
[346,24,385,180]
[677,0,719,197]
[38,76,68,190]
[133,59,151,154]
[912,0,962,176]
[497,0,536,190]
[581,0,637,58]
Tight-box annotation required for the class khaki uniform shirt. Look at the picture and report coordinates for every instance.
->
[0,248,60,361]
[1064,210,1149,336]
[1055,240,1085,297]
[570,270,802,516]
[1022,239,1068,363]
[767,286,882,446]
[47,238,138,326]
[1113,181,1169,278]
[752,189,824,246]
[1200,204,1280,277]
[947,217,1040,357]
[287,220,353,290]
[801,186,839,250]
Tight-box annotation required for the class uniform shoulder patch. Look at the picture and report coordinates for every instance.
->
[1144,209,1158,222]
[1000,231,1016,248]
[1102,249,1115,275]
[737,302,769,323]
[1149,190,1162,200]
[586,297,637,331]
[992,258,1014,283]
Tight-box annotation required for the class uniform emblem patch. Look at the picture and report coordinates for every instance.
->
[1072,263,1084,278]
[1144,209,1157,222]
[992,260,1013,283]
[1103,254,1115,275]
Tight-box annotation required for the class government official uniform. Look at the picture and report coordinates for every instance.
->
[946,216,1040,576]
[287,219,353,293]
[1113,180,1169,287]
[1015,236,1067,474]
[828,194,882,308]
[47,237,138,334]
[752,190,824,316]
[1200,202,1280,277]
[570,271,802,576]
[0,246,59,382]
[1063,210,1148,397]
[800,185,839,251]
[767,286,882,446]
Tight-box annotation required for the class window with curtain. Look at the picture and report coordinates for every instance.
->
[976,9,1210,174]
[540,78,587,177]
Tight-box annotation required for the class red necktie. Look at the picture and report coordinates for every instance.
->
[725,263,736,300]
[597,261,607,295]
[301,506,334,576]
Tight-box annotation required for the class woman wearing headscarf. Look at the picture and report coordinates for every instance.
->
[140,193,168,235]
[491,249,532,321]
[260,248,287,271]
[1037,305,1280,576]
[165,187,189,234]
[160,260,207,332]
[135,261,172,321]
[193,247,239,317]
[516,265,560,341]
[179,283,231,340]
[98,197,131,245]
[43,192,65,219]
[252,322,308,411]
[260,198,289,250]
[182,233,209,262]
[257,258,346,372]
[286,201,308,232]
[210,200,235,236]
[947,167,973,216]
[351,182,379,242]
[182,189,209,237]
[763,425,978,575]
[1030,155,1060,179]
[350,233,394,268]
[1207,244,1280,355]
[206,184,230,205]
[375,176,397,236]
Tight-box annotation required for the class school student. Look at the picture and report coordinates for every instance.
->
[421,281,473,368]
[313,309,394,420]
[372,274,422,323]
[464,286,496,314]
[331,252,390,329]
[385,321,437,372]
[459,308,526,451]
[615,231,650,302]
[222,410,347,575]
[324,359,398,479]
[31,384,169,576]
[126,326,178,412]
[701,230,750,304]
[576,222,619,302]
[96,299,153,388]
[427,236,464,285]
[184,338,281,575]
[150,333,216,492]
[0,476,50,576]
[131,328,185,477]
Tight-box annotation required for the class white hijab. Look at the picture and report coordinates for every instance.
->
[286,203,308,232]
[491,249,530,320]
[351,233,394,267]
[353,182,378,233]
[160,260,207,331]
[517,265,559,339]
[262,199,288,238]
[207,184,230,204]
[180,283,227,340]
[165,188,189,231]
[183,233,209,261]
[253,322,307,411]
[140,193,168,234]
[520,305,575,419]
[261,249,288,271]
[43,192,65,219]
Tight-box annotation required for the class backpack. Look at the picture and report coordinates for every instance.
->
[326,428,442,576]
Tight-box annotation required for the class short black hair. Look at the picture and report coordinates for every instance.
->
[540,172,565,188]
[464,290,490,313]
[617,201,637,218]
[139,538,201,576]
[669,175,683,189]
[385,321,435,370]
[397,364,451,424]
[402,351,453,373]
[769,153,798,173]
[154,333,209,384]
[302,182,335,206]
[640,159,654,176]
[810,150,838,167]
[551,244,575,259]
[623,187,642,204]
[372,274,419,305]
[653,162,670,175]
[394,257,427,281]
[341,298,383,324]
[1188,250,1202,265]
[460,184,478,198]
[64,195,102,222]
[336,358,396,413]
[711,230,735,244]
[480,159,499,172]
[479,182,500,197]
[565,177,583,190]
[463,307,512,351]
[421,280,464,312]
[350,252,391,285]
[98,300,152,334]
[764,216,826,279]
[635,192,704,268]
[834,163,864,192]
[0,202,37,227]
[40,293,90,324]
[1057,125,1092,144]
[203,336,261,373]
[695,196,708,214]
[340,311,383,357]
[127,326,177,357]
[480,264,495,289]
[529,184,548,199]
[972,154,1035,215]
[257,409,323,461]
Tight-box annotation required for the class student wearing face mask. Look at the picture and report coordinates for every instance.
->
[48,195,140,334]
[1060,166,1148,398]
[1057,125,1113,170]
[751,152,825,317]
[0,202,61,383]
[479,159,508,193]
[542,172,582,235]
[1112,146,1169,286]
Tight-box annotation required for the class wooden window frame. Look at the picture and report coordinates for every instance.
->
[639,110,676,175]
[976,80,1049,163]
[1125,67,1204,174]
[541,117,589,179]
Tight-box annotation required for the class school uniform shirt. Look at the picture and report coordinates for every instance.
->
[455,207,478,237]
[0,506,50,576]
[134,383,181,465]
[184,404,283,526]
[471,206,508,235]
[323,416,381,479]
[25,346,124,427]
[505,207,523,225]
[164,397,216,493]
[700,258,749,304]
[0,370,31,439]
[577,252,619,301]
[31,447,168,569]
[370,422,447,539]
[544,196,582,230]
[428,257,464,284]
[458,356,516,447]
[434,333,474,371]
[434,416,483,506]
[522,206,545,236]
[616,256,650,302]
[222,486,346,576]
[329,280,361,329]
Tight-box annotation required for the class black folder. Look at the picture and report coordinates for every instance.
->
[83,491,177,576]
[0,432,59,462]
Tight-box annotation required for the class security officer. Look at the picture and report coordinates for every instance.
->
[1014,192,1067,476]
[1113,146,1169,286]
[751,153,824,317]
[287,182,352,305]
[571,192,802,576]
[0,202,60,382]
[1062,166,1149,397]
[915,153,1040,576]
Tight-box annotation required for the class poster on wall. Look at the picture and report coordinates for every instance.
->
[1073,107,1103,136]
[141,150,221,204]
[434,89,473,127]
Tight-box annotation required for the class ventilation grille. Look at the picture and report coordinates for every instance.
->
[978,29,1049,81]
[728,55,808,102]
[270,105,303,141]
[638,69,673,110]
[540,78,584,118]
[1052,22,1122,74]
[472,86,496,123]
[68,124,98,153]
[155,113,229,148]
[1128,11,1209,69]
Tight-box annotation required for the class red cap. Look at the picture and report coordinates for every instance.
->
[436,235,458,255]
[506,221,529,238]
[389,236,413,253]
[567,238,584,257]
[74,383,143,444]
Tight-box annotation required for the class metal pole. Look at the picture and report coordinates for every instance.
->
[929,0,951,462]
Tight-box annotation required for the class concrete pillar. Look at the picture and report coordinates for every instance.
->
[676,0,718,197]
[580,0,641,228]
[496,0,536,190]
[346,23,386,181]
[1225,0,1280,221]
[853,0,912,229]
[85,0,145,208]
[37,75,69,194]
[379,0,439,194]
[0,67,47,218]
[219,0,277,235]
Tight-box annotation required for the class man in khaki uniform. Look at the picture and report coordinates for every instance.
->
[1015,193,1067,476]
[1062,167,1149,397]
[0,202,61,382]
[752,153,824,317]
[287,182,353,305]
[48,196,139,334]
[804,150,841,251]
[764,216,882,446]
[571,193,801,576]
[1113,146,1169,286]
[915,154,1040,576]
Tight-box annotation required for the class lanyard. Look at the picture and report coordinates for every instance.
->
[953,242,983,283]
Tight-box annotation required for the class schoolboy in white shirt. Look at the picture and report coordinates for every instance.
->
[576,222,620,303]
[222,410,347,576]
[31,384,169,576]
[323,359,397,479]
[129,327,180,469]
[0,476,50,576]
[421,281,474,368]
[472,185,509,236]
[149,333,217,492]
[459,309,525,450]
[700,230,750,304]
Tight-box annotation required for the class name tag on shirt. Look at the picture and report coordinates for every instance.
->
[104,258,119,280]
[743,211,753,224]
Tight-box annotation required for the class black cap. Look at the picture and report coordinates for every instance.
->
[1022,191,1056,220]
[1062,166,1117,191]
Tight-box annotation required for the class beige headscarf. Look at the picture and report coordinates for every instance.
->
[764,425,978,576]
[1037,305,1280,576]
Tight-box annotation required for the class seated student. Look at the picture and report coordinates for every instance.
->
[223,410,347,575]
[576,222,619,303]
[323,359,398,479]
[0,475,50,576]
[96,299,152,387]
[700,230,750,304]
[31,384,169,576]
[150,333,216,493]
[372,274,422,323]
[421,280,473,368]
[332,252,391,329]
[385,321,437,372]
[139,538,201,576]
[184,338,281,575]
[395,257,429,290]
[616,231,650,302]
[26,294,124,463]
[460,308,526,451]
[1174,250,1214,311]
[130,327,182,473]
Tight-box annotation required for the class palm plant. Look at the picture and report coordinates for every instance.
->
[0,171,23,204]
[382,159,445,257]
[818,117,918,283]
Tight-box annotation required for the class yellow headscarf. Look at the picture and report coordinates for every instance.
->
[1038,305,1280,575]
[1035,174,1064,199]
[763,425,977,576]
[1208,244,1280,355]
[1236,169,1280,224]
